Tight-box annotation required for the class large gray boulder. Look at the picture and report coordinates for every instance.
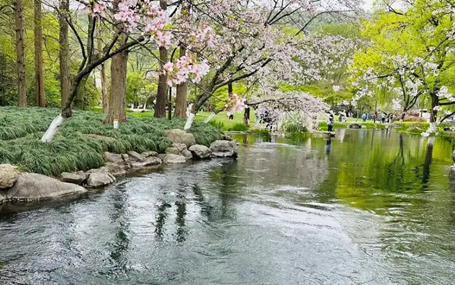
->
[173,143,187,152]
[103,152,129,176]
[142,151,158,157]
[61,171,87,185]
[131,156,162,169]
[103,152,123,163]
[159,154,186,164]
[6,173,87,202]
[0,164,19,189]
[210,140,238,158]
[172,143,192,160]
[86,167,116,188]
[105,162,128,176]
[166,147,181,155]
[165,129,196,147]
[189,144,212,159]
[181,149,193,160]
[127,151,144,162]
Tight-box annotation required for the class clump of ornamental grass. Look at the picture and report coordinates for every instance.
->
[190,123,223,147]
[0,107,223,175]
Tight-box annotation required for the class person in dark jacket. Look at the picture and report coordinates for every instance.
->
[328,112,334,132]
[244,101,250,126]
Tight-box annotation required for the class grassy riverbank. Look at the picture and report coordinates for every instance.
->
[120,108,255,132]
[0,107,223,176]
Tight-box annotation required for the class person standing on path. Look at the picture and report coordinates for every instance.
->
[244,101,250,126]
[328,111,334,132]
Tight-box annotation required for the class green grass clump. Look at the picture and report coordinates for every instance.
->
[250,128,269,135]
[208,120,225,130]
[190,123,223,146]
[283,122,307,133]
[0,107,222,176]
[228,123,250,132]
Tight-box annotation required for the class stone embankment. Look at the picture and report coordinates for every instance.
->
[0,130,237,204]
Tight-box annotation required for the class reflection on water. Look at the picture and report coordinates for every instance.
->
[1,130,455,284]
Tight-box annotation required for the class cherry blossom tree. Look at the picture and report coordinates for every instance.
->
[248,90,330,132]
[41,0,211,142]
[351,55,428,124]
[175,0,364,130]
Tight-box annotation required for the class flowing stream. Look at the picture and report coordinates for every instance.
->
[1,129,455,284]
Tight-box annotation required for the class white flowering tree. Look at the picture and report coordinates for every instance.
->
[41,0,213,142]
[248,91,330,132]
[351,0,455,132]
[178,0,365,130]
[351,55,429,123]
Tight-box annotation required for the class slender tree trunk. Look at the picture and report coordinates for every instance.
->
[154,0,168,118]
[428,93,438,133]
[96,11,108,113]
[155,48,168,118]
[15,0,26,107]
[41,75,82,142]
[59,0,70,107]
[174,3,190,118]
[174,47,188,118]
[100,63,108,113]
[398,112,406,125]
[75,75,89,109]
[105,44,128,123]
[34,0,45,107]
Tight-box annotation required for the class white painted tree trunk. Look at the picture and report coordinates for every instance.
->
[41,114,65,142]
[204,112,216,123]
[428,122,437,133]
[184,113,195,131]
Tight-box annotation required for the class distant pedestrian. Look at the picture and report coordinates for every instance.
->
[244,101,250,126]
[328,112,334,132]
[362,113,367,122]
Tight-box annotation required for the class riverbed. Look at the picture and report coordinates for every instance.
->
[1,129,455,284]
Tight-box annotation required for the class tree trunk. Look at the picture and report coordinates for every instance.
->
[155,49,168,118]
[15,0,26,107]
[204,112,216,123]
[174,3,190,118]
[34,0,45,107]
[96,10,108,114]
[428,93,438,133]
[154,0,168,118]
[59,0,70,107]
[75,75,90,109]
[398,112,406,125]
[100,63,108,113]
[174,47,188,118]
[105,47,128,123]
[41,72,87,142]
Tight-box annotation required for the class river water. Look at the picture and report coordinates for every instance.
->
[1,130,455,284]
